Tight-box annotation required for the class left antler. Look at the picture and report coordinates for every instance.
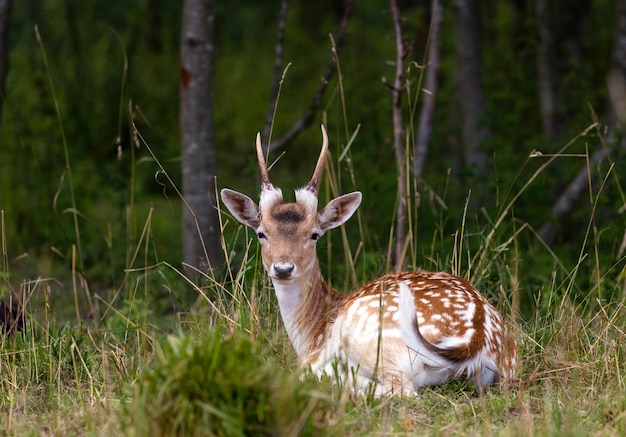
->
[256,132,274,192]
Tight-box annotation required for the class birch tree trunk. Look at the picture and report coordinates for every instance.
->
[452,0,489,175]
[414,0,442,177]
[0,0,12,124]
[180,0,222,279]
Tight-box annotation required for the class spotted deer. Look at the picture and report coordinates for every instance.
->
[220,125,517,395]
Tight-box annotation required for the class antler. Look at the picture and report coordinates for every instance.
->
[305,124,329,195]
[256,132,274,191]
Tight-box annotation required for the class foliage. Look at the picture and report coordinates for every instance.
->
[0,322,127,434]
[0,1,625,435]
[1,0,623,292]
[124,328,331,437]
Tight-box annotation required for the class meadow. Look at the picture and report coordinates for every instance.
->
[1,2,625,434]
[1,119,625,436]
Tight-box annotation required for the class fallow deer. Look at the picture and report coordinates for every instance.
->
[221,125,517,395]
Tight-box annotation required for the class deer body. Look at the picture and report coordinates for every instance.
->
[221,126,517,395]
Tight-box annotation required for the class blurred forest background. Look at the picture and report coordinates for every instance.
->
[0,0,624,319]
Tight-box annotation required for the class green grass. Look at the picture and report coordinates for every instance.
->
[1,32,625,434]
[1,124,626,436]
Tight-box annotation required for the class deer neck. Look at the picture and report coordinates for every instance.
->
[270,259,342,361]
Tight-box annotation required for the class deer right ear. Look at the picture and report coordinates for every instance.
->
[221,188,261,229]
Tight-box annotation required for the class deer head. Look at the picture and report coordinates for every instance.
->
[221,125,362,282]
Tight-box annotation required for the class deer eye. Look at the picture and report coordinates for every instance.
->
[311,232,320,242]
[257,231,266,240]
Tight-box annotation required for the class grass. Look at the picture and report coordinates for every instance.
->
[1,122,626,436]
[1,32,625,436]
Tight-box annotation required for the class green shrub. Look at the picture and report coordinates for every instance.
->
[123,328,331,437]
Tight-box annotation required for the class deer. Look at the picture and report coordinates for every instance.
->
[220,125,517,396]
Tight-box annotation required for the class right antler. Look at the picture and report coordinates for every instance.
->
[305,125,329,196]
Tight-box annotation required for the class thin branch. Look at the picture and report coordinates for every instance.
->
[266,0,353,154]
[537,146,612,244]
[414,0,442,177]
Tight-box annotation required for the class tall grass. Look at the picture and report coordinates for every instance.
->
[4,115,626,435]
[1,34,625,437]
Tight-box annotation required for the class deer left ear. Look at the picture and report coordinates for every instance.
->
[318,192,362,233]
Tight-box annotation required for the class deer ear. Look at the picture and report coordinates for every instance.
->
[221,188,261,229]
[317,192,362,233]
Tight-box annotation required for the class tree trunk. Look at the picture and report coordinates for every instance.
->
[536,0,562,143]
[414,0,442,177]
[608,0,626,133]
[389,0,407,272]
[180,0,222,279]
[452,0,489,175]
[0,0,12,125]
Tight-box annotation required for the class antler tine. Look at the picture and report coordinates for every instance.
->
[256,132,274,191]
[306,124,329,195]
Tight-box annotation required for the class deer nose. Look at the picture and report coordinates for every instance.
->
[273,261,295,279]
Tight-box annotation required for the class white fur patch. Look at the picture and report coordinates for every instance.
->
[398,281,451,370]
[295,188,319,212]
[259,187,284,214]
